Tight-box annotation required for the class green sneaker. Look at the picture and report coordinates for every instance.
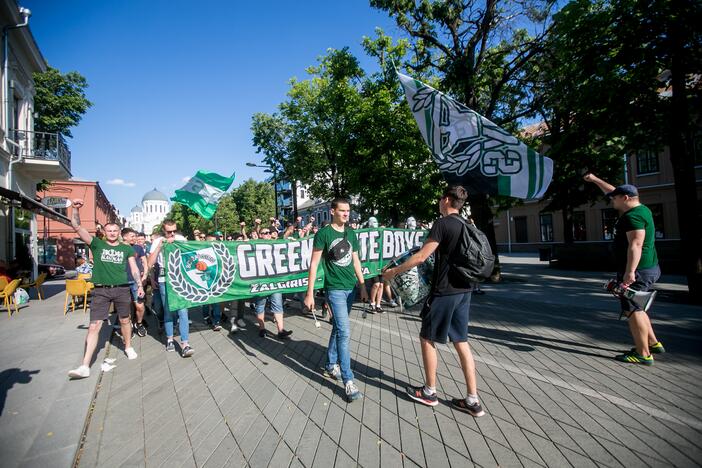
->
[649,342,665,354]
[616,350,654,366]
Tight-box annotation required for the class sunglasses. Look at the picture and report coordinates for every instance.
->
[260,231,271,235]
[165,229,177,234]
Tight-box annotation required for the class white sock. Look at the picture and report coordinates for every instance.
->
[370,302,376,308]
[423,385,436,396]
[467,393,479,405]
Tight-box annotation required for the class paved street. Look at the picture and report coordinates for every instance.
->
[2,256,701,467]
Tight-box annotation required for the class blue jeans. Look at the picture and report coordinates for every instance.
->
[254,293,283,315]
[326,288,356,383]
[202,303,222,324]
[159,282,189,342]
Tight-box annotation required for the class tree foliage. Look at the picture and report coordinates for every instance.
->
[33,67,92,138]
[230,178,275,225]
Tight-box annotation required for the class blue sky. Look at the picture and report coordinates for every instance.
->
[23,0,399,216]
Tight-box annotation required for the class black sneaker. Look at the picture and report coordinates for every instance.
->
[451,398,485,417]
[135,322,147,337]
[181,345,194,357]
[406,385,438,407]
[258,328,266,338]
[375,305,385,314]
[277,329,293,340]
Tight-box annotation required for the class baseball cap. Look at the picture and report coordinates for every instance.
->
[606,184,638,198]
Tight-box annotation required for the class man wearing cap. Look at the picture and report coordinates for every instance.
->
[584,173,664,365]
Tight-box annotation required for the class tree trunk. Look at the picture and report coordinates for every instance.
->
[469,194,501,281]
[669,24,702,301]
[562,207,574,244]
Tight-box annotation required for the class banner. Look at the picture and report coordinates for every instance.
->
[397,71,553,199]
[171,170,235,220]
[163,228,427,310]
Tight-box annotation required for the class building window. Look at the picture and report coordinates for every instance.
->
[572,211,586,241]
[649,204,665,239]
[514,216,528,243]
[539,213,554,242]
[636,149,659,175]
[602,209,618,240]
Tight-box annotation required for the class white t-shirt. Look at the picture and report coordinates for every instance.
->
[150,235,187,283]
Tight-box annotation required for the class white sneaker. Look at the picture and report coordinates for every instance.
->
[345,381,361,401]
[68,365,90,379]
[125,347,138,360]
[230,323,239,333]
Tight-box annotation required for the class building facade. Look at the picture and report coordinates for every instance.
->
[492,140,702,271]
[128,188,170,235]
[35,180,120,269]
[1,1,73,276]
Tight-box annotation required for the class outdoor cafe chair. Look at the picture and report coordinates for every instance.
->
[64,279,91,315]
[21,272,47,300]
[1,279,22,318]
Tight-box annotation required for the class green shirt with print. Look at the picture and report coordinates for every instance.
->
[89,237,135,285]
[613,204,659,272]
[313,225,360,290]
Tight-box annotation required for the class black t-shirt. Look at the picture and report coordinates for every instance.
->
[126,244,145,282]
[427,214,471,296]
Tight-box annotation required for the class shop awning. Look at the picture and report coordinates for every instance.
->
[0,186,72,225]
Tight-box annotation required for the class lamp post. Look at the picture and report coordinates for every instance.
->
[246,162,278,220]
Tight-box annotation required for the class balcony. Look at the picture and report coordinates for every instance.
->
[9,130,72,179]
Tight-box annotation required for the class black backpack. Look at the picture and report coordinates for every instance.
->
[449,215,495,283]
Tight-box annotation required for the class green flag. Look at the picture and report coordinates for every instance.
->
[171,171,235,219]
[397,71,553,199]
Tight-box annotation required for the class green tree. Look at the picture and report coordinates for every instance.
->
[211,194,239,237]
[33,66,92,138]
[534,0,702,296]
[159,204,213,238]
[371,0,556,278]
[230,178,275,224]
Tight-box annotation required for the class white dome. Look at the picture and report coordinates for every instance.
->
[142,188,169,203]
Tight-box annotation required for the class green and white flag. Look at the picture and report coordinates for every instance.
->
[171,171,235,220]
[397,71,553,199]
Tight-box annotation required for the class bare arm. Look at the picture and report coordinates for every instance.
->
[352,252,365,285]
[127,257,144,296]
[383,240,439,280]
[583,173,616,194]
[147,239,162,268]
[623,230,645,285]
[140,256,148,282]
[70,199,93,245]
[303,249,323,310]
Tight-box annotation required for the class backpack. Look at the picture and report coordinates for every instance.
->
[449,215,495,283]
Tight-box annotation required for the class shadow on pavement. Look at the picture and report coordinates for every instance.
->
[0,368,39,416]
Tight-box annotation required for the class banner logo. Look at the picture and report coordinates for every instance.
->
[168,242,235,303]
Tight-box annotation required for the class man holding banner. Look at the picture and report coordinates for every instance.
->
[304,198,368,402]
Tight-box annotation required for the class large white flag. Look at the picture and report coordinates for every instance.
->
[397,71,553,199]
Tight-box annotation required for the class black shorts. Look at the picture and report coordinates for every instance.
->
[419,292,471,344]
[370,275,383,284]
[617,265,660,313]
[90,286,132,322]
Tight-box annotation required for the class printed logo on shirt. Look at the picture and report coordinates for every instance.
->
[329,238,352,267]
[101,249,125,264]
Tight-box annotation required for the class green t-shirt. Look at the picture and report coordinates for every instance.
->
[89,237,135,285]
[313,225,360,290]
[613,204,658,271]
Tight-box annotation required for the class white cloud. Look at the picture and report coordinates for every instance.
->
[106,178,136,187]
[181,176,190,182]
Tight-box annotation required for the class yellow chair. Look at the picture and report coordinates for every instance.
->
[22,272,47,300]
[64,279,91,315]
[1,279,22,318]
[0,277,8,291]
[76,273,94,291]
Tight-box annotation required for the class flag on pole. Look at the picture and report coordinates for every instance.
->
[171,171,235,219]
[397,71,553,199]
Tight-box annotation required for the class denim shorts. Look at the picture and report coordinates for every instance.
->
[419,292,471,344]
[129,281,143,303]
[617,265,660,313]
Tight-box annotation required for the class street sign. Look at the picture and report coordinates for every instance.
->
[42,196,72,209]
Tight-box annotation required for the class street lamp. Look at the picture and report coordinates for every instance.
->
[247,162,278,219]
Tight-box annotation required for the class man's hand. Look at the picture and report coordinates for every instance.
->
[310,216,315,223]
[359,286,369,303]
[240,221,246,227]
[72,199,84,209]
[137,285,145,298]
[583,173,596,183]
[622,271,636,287]
[166,236,176,244]
[382,267,397,283]
[254,218,261,225]
[303,293,316,312]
